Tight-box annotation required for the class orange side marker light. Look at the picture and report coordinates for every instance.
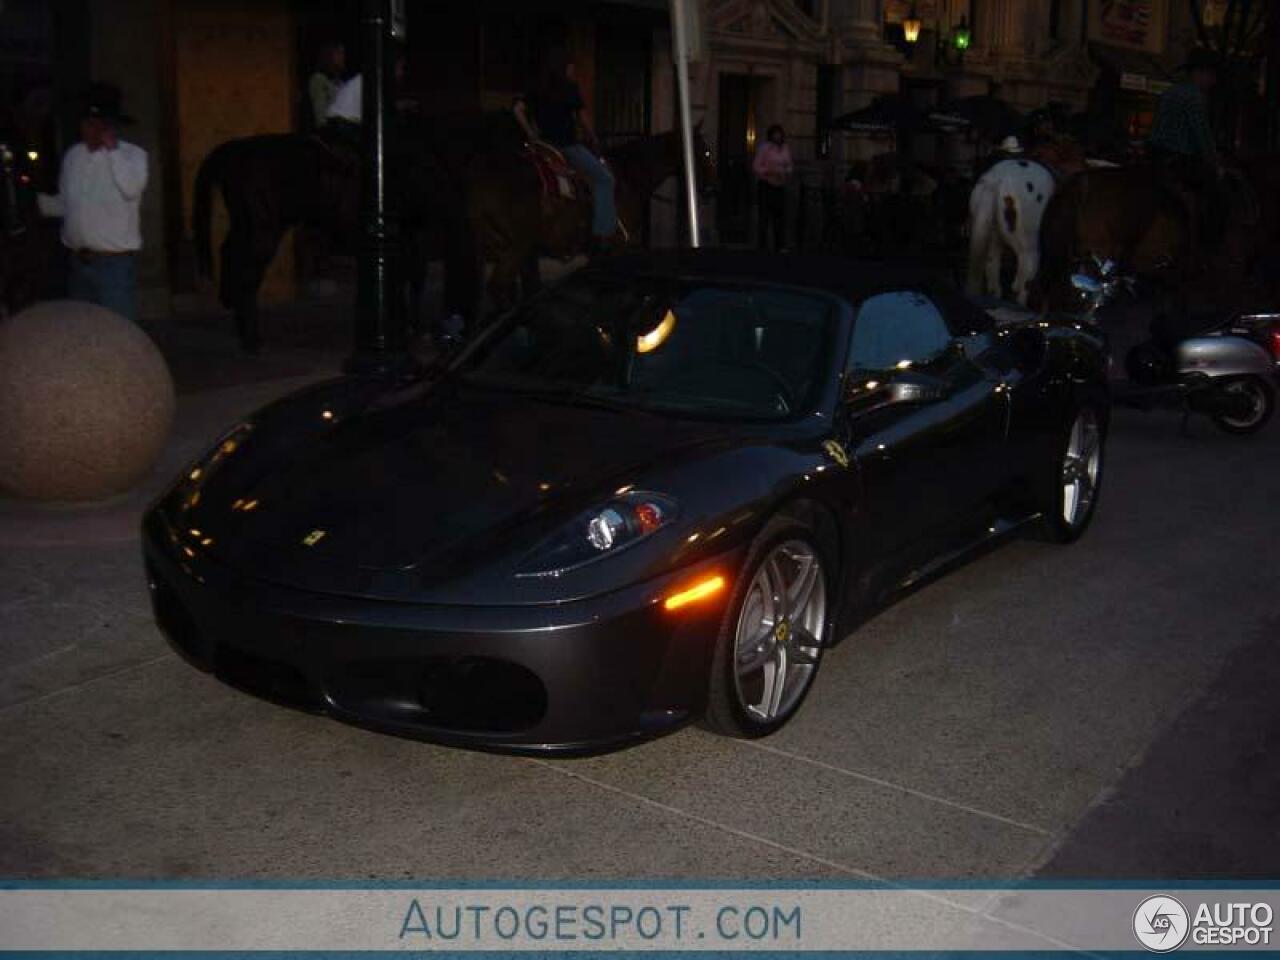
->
[663,574,726,612]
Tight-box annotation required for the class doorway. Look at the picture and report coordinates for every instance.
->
[717,73,770,245]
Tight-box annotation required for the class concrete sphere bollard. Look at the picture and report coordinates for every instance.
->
[0,300,175,501]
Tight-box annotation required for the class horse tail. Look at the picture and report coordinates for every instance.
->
[1001,194,1019,235]
[193,140,239,279]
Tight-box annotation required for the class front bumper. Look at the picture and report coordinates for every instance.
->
[142,512,737,754]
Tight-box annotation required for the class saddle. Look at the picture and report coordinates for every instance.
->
[526,141,580,201]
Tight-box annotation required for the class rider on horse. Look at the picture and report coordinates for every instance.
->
[1148,47,1226,244]
[513,48,618,254]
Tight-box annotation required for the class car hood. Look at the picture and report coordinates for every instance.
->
[198,384,735,580]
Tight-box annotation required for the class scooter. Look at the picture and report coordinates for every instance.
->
[1070,263,1276,436]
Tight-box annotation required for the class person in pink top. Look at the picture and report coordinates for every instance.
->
[752,124,793,251]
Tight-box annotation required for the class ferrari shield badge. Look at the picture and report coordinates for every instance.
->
[301,529,328,547]
[822,439,850,469]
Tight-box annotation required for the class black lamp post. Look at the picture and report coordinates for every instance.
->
[346,0,415,377]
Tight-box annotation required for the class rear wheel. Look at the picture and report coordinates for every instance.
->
[704,519,832,738]
[1037,404,1105,543]
[1211,376,1275,435]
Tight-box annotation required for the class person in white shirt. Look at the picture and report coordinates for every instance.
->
[326,73,363,125]
[323,57,410,132]
[307,42,346,131]
[37,83,148,322]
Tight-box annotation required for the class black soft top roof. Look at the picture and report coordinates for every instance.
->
[590,249,958,303]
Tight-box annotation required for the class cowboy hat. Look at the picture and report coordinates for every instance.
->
[82,82,135,125]
[998,135,1023,154]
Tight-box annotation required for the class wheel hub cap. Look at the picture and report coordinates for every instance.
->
[733,541,826,723]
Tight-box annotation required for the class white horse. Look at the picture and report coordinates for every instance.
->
[967,158,1056,304]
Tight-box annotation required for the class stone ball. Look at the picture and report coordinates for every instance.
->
[0,300,175,501]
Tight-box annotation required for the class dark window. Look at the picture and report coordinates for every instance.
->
[460,277,835,421]
[849,291,952,371]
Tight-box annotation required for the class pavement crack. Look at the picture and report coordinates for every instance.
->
[526,757,882,880]
[0,653,174,714]
[528,759,1086,952]
[736,740,1052,836]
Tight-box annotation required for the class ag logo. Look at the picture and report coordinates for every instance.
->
[822,439,850,469]
[1133,895,1190,952]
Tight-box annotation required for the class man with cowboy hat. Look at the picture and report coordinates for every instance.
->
[36,82,149,322]
[1148,47,1227,243]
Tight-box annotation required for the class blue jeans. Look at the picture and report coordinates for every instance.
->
[68,253,138,323]
[563,144,617,238]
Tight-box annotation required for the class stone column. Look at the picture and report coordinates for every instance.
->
[832,0,902,166]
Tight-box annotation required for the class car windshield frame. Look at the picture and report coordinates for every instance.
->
[450,272,843,424]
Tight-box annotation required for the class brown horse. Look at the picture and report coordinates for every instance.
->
[462,126,717,313]
[1033,165,1191,309]
[1034,161,1266,315]
[193,112,515,351]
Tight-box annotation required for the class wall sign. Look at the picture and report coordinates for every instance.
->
[1089,0,1168,54]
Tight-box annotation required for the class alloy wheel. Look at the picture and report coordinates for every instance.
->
[732,540,826,722]
[1062,407,1102,529]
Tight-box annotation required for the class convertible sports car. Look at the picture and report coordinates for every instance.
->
[144,251,1109,752]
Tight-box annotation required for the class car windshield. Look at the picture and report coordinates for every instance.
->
[456,275,835,421]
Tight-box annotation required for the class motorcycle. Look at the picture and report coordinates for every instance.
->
[1069,262,1276,436]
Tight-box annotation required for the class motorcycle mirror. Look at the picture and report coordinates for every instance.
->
[1071,273,1103,296]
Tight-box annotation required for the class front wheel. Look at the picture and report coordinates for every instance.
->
[703,520,832,738]
[1036,404,1105,544]
[1211,376,1275,435]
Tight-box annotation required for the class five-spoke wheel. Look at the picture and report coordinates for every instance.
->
[705,522,831,737]
[1038,403,1106,543]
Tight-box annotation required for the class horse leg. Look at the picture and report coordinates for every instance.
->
[519,253,542,299]
[487,253,521,317]
[1012,244,1040,306]
[401,227,426,336]
[219,224,264,353]
[441,231,482,341]
[966,185,995,296]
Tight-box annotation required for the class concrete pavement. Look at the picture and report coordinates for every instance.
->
[1,319,1278,884]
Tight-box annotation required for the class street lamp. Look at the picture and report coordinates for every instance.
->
[902,5,923,44]
[346,0,416,377]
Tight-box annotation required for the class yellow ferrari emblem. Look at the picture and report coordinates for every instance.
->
[822,439,850,469]
[775,621,790,643]
[301,529,327,547]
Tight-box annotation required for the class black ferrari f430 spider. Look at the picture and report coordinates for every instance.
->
[144,251,1109,752]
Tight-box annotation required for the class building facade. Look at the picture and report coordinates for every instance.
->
[1,0,1229,304]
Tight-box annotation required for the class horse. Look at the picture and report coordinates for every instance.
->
[461,125,717,313]
[1032,161,1265,314]
[966,157,1056,304]
[193,132,360,351]
[193,113,509,352]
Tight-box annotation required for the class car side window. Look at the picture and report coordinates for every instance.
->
[849,291,952,372]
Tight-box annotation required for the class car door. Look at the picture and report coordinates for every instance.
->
[839,289,1008,567]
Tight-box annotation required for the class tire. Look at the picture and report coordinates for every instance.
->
[703,517,834,738]
[1211,376,1275,436]
[1036,403,1105,544]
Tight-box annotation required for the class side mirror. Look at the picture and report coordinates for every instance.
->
[845,368,950,412]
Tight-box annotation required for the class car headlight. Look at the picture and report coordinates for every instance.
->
[516,491,678,578]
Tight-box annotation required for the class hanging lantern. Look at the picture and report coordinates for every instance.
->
[902,4,923,44]
[952,15,972,51]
